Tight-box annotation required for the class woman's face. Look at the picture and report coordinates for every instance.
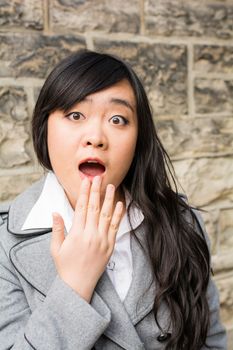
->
[47,79,138,209]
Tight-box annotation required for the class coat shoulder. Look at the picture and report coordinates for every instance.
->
[0,176,46,254]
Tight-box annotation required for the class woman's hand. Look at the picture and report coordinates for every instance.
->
[50,176,124,302]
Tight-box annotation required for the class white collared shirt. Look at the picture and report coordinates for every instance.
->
[22,172,144,301]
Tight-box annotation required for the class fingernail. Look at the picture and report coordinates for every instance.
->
[107,184,115,193]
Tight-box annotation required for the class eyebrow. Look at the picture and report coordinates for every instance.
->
[83,96,135,113]
[109,98,135,113]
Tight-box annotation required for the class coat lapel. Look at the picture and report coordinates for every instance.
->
[8,178,154,349]
[10,233,146,349]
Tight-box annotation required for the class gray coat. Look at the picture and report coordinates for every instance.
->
[0,178,227,349]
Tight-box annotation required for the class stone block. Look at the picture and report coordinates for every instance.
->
[0,86,31,168]
[0,34,86,78]
[219,208,233,253]
[194,45,233,73]
[50,0,140,33]
[173,157,233,208]
[94,40,187,115]
[215,276,233,325]
[156,117,233,158]
[0,173,43,202]
[145,0,233,39]
[201,210,219,255]
[0,86,28,121]
[194,79,233,114]
[0,0,43,30]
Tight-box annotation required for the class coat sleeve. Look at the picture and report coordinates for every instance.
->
[0,239,111,350]
[192,209,227,350]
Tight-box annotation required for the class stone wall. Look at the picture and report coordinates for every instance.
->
[0,0,232,346]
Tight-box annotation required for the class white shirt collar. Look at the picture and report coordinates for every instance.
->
[22,172,144,239]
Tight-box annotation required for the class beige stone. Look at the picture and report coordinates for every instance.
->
[173,157,233,208]
[215,276,233,325]
[219,208,233,253]
[0,122,30,168]
[0,0,43,30]
[195,79,233,114]
[156,116,233,158]
[201,210,219,255]
[0,34,86,78]
[194,45,233,73]
[51,0,140,33]
[0,172,43,202]
[145,0,233,39]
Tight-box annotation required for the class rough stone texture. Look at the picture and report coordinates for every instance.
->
[0,86,31,168]
[145,0,233,39]
[173,157,233,208]
[194,45,233,73]
[50,0,140,33]
[201,210,219,255]
[94,40,187,115]
[156,117,233,158]
[219,208,233,253]
[194,79,233,114]
[0,34,86,78]
[215,276,233,326]
[0,173,43,202]
[0,0,43,30]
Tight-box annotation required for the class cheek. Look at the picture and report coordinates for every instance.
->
[47,119,71,168]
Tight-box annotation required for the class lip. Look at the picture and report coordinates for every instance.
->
[78,157,106,181]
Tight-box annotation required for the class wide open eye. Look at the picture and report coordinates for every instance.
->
[65,112,85,121]
[109,115,128,125]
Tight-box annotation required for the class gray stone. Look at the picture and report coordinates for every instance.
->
[173,157,233,208]
[51,0,140,33]
[0,34,86,78]
[156,117,233,158]
[94,40,187,115]
[194,79,233,114]
[0,123,30,168]
[145,0,233,39]
[0,173,42,202]
[0,0,43,30]
[194,45,233,73]
[0,86,31,168]
[0,87,28,121]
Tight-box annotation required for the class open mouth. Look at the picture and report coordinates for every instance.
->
[79,160,106,177]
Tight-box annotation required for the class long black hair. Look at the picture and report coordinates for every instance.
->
[32,50,210,349]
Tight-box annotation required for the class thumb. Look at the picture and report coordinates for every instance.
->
[50,212,65,258]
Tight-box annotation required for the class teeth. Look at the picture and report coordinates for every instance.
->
[87,160,98,163]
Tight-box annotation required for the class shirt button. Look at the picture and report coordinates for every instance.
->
[157,332,171,342]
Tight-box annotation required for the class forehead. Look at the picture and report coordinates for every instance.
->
[81,79,136,110]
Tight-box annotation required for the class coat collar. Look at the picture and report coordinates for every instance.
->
[10,230,161,349]
[8,177,170,349]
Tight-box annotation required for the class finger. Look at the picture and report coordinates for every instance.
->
[50,213,65,258]
[98,184,115,235]
[108,201,124,246]
[85,176,101,229]
[73,177,90,231]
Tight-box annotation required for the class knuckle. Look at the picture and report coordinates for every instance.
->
[110,222,118,231]
[100,211,111,221]
[88,203,99,212]
[77,203,86,212]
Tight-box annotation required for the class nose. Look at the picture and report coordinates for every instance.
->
[82,123,107,149]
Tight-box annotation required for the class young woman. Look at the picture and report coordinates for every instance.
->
[0,50,227,349]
